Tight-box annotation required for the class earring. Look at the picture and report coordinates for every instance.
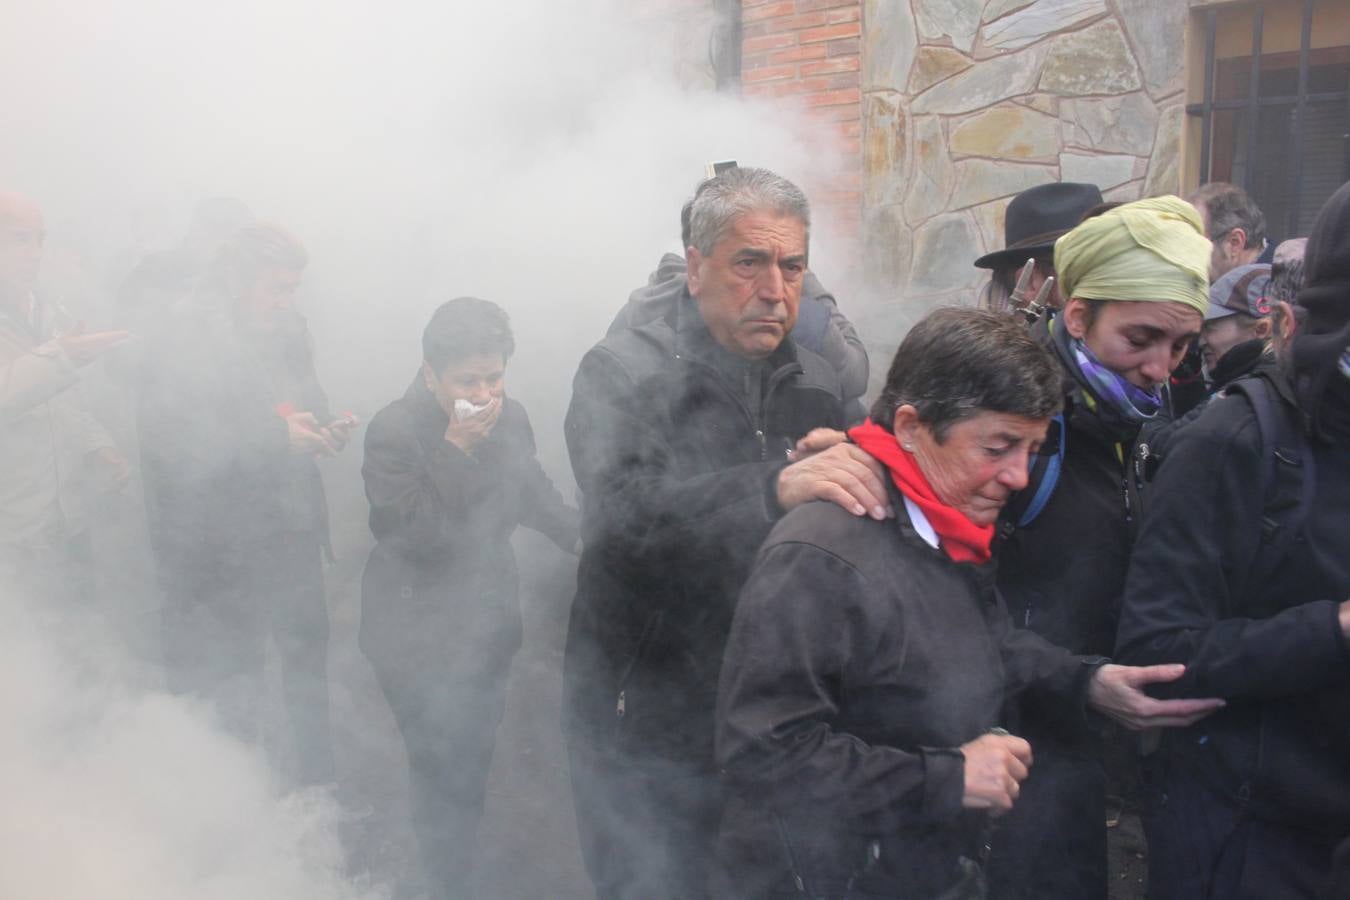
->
[902,442,914,451]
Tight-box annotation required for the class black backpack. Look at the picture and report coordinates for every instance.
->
[1223,374,1317,600]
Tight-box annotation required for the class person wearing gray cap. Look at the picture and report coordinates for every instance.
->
[1141,264,1279,463]
[1199,263,1275,386]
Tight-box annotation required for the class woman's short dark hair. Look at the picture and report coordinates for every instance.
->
[422,297,515,372]
[870,307,1063,441]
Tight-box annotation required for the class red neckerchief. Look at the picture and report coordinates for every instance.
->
[847,419,994,565]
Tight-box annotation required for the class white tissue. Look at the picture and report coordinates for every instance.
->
[454,398,491,419]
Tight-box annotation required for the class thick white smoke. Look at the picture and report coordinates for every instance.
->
[0,1,853,895]
[0,590,383,900]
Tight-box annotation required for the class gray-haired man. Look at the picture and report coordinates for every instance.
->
[562,167,889,899]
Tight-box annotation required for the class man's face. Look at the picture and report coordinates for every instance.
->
[1064,298,1202,390]
[1209,229,1250,282]
[1199,314,1268,372]
[0,205,46,296]
[237,265,303,332]
[687,212,807,359]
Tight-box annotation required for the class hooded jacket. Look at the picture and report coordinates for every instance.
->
[714,485,1096,898]
[562,292,844,767]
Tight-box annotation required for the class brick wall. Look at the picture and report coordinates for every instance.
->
[740,0,864,265]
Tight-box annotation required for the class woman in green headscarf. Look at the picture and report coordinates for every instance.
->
[988,195,1215,899]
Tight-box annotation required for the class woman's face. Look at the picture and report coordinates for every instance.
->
[1062,298,1201,390]
[424,353,506,407]
[895,406,1051,527]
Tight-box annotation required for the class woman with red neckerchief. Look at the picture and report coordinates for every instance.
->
[710,308,1223,900]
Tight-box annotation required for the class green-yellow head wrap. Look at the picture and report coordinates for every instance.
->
[1053,195,1211,316]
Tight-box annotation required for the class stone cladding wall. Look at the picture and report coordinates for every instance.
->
[859,0,1187,333]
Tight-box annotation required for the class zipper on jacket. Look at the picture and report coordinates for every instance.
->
[674,353,805,454]
[616,690,625,718]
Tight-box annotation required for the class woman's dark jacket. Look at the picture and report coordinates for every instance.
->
[997,315,1144,661]
[714,486,1098,899]
[562,295,844,768]
[359,376,578,669]
[1115,385,1350,831]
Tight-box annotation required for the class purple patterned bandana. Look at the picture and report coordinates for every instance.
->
[1071,338,1163,423]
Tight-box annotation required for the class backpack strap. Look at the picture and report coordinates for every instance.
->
[1001,412,1066,530]
[1224,375,1316,603]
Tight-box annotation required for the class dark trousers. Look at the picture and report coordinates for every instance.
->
[985,740,1108,899]
[161,533,335,786]
[367,648,512,900]
[568,740,722,900]
[1142,755,1339,900]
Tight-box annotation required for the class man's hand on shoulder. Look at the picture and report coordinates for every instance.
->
[776,440,892,520]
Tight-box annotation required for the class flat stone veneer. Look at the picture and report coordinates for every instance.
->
[857,0,1188,341]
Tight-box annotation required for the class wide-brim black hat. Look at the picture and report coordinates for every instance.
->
[973,182,1105,270]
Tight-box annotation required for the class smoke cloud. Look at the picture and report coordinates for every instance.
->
[0,1,854,895]
[0,589,383,899]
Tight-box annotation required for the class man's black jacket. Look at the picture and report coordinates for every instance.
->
[562,294,844,767]
[1116,389,1350,830]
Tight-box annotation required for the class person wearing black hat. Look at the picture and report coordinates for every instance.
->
[1116,180,1350,899]
[975,182,1104,315]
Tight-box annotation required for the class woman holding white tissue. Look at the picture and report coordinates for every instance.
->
[358,297,579,900]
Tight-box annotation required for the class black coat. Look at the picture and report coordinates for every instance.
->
[562,296,844,767]
[358,376,578,670]
[714,488,1097,898]
[137,305,331,597]
[997,317,1143,663]
[1115,388,1350,831]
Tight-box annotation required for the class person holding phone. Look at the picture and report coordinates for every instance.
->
[137,222,351,789]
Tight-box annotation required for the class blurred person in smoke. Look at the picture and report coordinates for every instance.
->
[562,167,892,899]
[610,174,869,416]
[116,196,254,330]
[0,188,130,604]
[136,222,353,788]
[712,308,1223,899]
[1116,181,1350,899]
[987,196,1213,898]
[358,297,579,900]
[973,182,1103,316]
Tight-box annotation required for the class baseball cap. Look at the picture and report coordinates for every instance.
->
[1206,263,1272,321]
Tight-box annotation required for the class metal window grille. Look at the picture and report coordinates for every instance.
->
[1187,0,1350,237]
